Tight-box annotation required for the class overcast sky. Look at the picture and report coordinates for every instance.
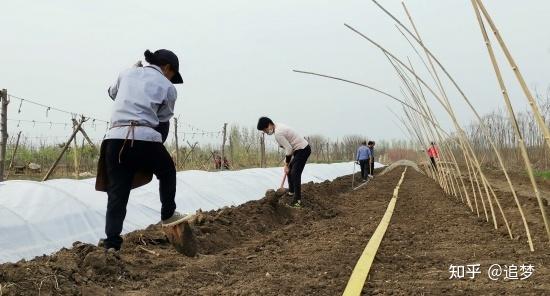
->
[1,0,549,145]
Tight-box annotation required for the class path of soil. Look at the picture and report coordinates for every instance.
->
[1,167,548,295]
[365,169,550,295]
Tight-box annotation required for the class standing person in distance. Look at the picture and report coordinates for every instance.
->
[356,141,372,181]
[257,117,311,208]
[427,142,439,171]
[368,140,375,178]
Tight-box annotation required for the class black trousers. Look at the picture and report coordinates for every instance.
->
[430,157,437,171]
[370,158,375,175]
[103,139,176,250]
[287,145,311,202]
[359,159,369,179]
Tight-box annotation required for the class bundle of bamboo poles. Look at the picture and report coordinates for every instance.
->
[294,0,550,251]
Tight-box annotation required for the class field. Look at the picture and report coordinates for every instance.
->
[2,1,550,295]
[1,166,549,295]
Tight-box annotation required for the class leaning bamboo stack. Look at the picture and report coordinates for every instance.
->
[292,0,550,251]
[470,0,550,242]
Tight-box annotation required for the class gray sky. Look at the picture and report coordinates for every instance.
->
[1,0,549,145]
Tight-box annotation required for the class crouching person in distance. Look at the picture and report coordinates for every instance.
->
[96,49,188,251]
[257,117,311,208]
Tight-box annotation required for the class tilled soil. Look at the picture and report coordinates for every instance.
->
[0,168,395,296]
[1,167,549,295]
[365,169,550,295]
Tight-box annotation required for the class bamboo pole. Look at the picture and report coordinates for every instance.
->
[471,155,490,222]
[345,23,507,238]
[398,23,500,225]
[464,150,480,217]
[405,58,473,210]
[474,0,550,152]
[373,0,532,246]
[401,2,514,233]
[397,3,503,220]
[293,66,514,238]
[402,102,452,195]
[294,69,468,209]
[472,0,547,244]
[393,56,468,204]
[404,57,474,207]
[406,105,464,204]
[389,56,452,194]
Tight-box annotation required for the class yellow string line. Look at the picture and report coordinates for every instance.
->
[342,167,408,296]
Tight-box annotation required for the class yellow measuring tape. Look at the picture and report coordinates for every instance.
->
[342,168,408,296]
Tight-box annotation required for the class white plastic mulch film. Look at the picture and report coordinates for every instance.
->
[0,161,384,263]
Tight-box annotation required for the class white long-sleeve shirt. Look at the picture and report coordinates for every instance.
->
[105,64,177,142]
[274,123,309,156]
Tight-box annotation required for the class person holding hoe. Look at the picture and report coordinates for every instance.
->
[356,141,372,181]
[257,117,311,208]
[96,49,188,251]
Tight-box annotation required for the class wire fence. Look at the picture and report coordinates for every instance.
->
[0,91,390,180]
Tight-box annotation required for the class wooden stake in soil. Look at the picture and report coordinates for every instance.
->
[174,117,179,169]
[0,89,8,182]
[5,131,21,180]
[221,123,228,171]
[72,119,80,179]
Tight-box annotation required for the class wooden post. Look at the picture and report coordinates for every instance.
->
[77,124,98,152]
[183,141,198,167]
[221,123,228,171]
[174,118,179,169]
[43,118,85,181]
[5,131,21,180]
[0,89,8,182]
[260,132,266,168]
[72,119,80,179]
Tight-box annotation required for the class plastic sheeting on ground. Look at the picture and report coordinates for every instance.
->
[0,161,384,263]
